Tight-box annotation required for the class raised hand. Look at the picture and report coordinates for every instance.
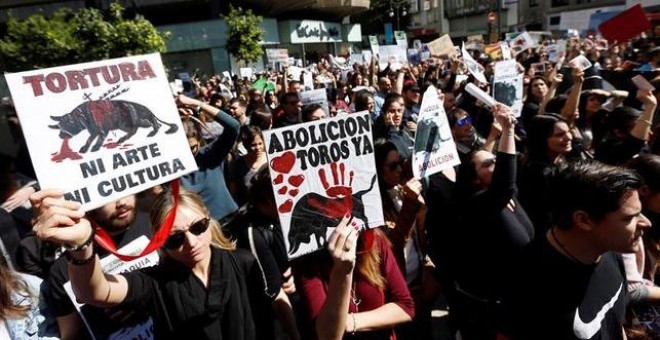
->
[326,214,358,275]
[30,189,90,248]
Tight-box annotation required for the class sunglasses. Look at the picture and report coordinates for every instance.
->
[163,218,210,250]
[384,160,402,171]
[456,115,472,127]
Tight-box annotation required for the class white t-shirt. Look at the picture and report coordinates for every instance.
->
[387,187,421,285]
[0,319,9,339]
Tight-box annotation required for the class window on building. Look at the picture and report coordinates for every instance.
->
[576,0,592,3]
[529,0,539,7]
[551,0,569,7]
[549,16,560,25]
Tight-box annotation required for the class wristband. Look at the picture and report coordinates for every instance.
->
[66,245,96,265]
[63,229,94,253]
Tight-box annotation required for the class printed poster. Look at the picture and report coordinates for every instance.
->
[484,43,503,60]
[266,49,289,63]
[493,59,523,118]
[461,43,488,84]
[394,31,408,49]
[64,236,159,339]
[263,112,384,258]
[413,85,460,178]
[4,53,197,212]
[369,35,380,56]
[299,88,329,116]
[508,32,534,56]
[378,45,408,71]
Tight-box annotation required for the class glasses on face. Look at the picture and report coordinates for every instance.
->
[163,218,210,250]
[480,158,496,169]
[456,115,472,128]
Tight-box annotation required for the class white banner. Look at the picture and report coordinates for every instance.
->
[461,43,488,84]
[263,112,384,259]
[266,49,289,63]
[493,60,523,118]
[413,86,460,178]
[5,53,197,212]
[378,45,408,71]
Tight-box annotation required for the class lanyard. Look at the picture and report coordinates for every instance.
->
[91,180,179,261]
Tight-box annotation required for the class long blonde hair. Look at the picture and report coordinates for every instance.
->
[0,262,30,319]
[150,187,235,250]
[356,229,388,291]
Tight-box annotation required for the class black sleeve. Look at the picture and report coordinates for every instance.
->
[45,258,76,317]
[475,152,516,212]
[16,236,45,278]
[120,268,157,311]
[238,238,281,301]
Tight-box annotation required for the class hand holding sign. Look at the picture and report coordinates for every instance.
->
[30,189,89,249]
[327,213,358,275]
[492,103,517,129]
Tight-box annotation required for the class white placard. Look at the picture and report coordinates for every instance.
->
[300,88,329,116]
[240,67,253,79]
[461,43,488,84]
[4,53,197,212]
[427,34,457,56]
[302,72,314,91]
[378,45,408,71]
[413,85,460,178]
[369,35,380,56]
[508,32,534,56]
[493,60,524,117]
[266,49,289,63]
[263,112,384,259]
[64,236,160,339]
[394,31,408,49]
[288,66,303,81]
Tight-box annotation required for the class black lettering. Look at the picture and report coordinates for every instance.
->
[63,187,91,204]
[149,143,161,157]
[172,158,185,172]
[268,135,284,154]
[356,114,371,134]
[330,143,341,161]
[296,150,309,171]
[340,140,350,159]
[134,169,146,183]
[282,130,296,150]
[351,136,363,156]
[317,145,332,165]
[295,128,309,148]
[126,173,140,188]
[80,158,105,179]
[98,181,112,196]
[125,149,139,164]
[362,137,374,155]
[111,176,127,192]
[307,148,320,167]
[159,162,172,176]
[146,166,159,180]
[345,117,358,137]
[327,121,340,140]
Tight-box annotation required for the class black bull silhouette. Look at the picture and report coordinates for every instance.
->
[288,174,377,255]
[49,100,178,153]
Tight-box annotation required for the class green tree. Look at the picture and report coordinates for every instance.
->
[223,5,264,65]
[0,3,169,72]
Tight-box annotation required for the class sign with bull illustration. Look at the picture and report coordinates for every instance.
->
[5,53,197,211]
[263,111,384,259]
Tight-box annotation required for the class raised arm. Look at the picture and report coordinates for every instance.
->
[631,89,658,141]
[560,67,583,127]
[30,190,129,308]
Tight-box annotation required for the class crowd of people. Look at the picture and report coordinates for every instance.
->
[2,26,660,340]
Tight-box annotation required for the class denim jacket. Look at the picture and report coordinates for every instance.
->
[5,273,59,339]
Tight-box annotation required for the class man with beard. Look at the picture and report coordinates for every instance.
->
[44,194,152,339]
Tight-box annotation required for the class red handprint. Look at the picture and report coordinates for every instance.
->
[309,162,355,218]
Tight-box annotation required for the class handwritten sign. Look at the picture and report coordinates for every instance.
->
[413,86,460,178]
[378,45,408,71]
[427,34,457,56]
[300,88,329,116]
[263,112,384,258]
[266,49,289,63]
[5,53,197,212]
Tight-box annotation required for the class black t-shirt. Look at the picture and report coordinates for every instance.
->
[509,235,627,339]
[122,247,276,339]
[46,212,153,324]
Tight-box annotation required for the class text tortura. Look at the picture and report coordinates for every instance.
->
[22,60,156,97]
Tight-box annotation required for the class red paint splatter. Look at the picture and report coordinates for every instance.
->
[270,151,296,174]
[51,137,82,162]
[289,189,299,197]
[308,196,352,218]
[274,174,284,185]
[103,142,120,149]
[278,186,288,195]
[288,175,305,187]
[278,199,293,213]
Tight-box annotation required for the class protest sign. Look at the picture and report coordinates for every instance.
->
[64,236,159,339]
[288,66,303,81]
[508,32,534,56]
[465,34,484,50]
[300,88,329,116]
[361,50,373,66]
[427,34,457,56]
[369,35,380,55]
[461,43,488,84]
[500,42,512,60]
[240,67,253,79]
[395,31,408,49]
[378,45,408,71]
[599,4,650,43]
[493,59,523,117]
[413,86,460,178]
[408,49,421,64]
[420,52,431,61]
[263,112,384,258]
[413,39,422,51]
[302,72,314,91]
[266,49,289,63]
[5,53,197,212]
[484,43,503,60]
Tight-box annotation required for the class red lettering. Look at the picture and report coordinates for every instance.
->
[23,75,45,97]
[119,62,140,81]
[65,70,89,91]
[45,73,66,93]
[137,60,156,79]
[84,67,102,86]
[101,65,121,84]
